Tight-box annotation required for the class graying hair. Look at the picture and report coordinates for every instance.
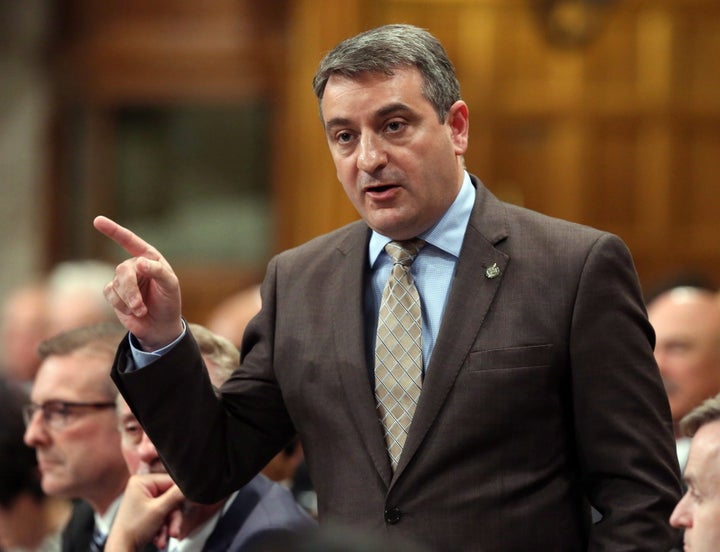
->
[312,24,461,122]
[680,393,720,437]
[188,323,239,386]
[38,322,126,399]
[47,260,118,321]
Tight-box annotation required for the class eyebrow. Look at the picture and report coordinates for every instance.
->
[324,102,416,132]
[324,116,351,132]
[376,102,414,118]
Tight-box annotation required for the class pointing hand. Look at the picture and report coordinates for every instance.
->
[93,216,184,350]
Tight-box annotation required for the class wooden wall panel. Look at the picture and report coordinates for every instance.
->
[272,0,367,250]
[54,0,286,105]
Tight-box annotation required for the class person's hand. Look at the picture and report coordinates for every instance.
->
[93,216,184,350]
[105,473,185,552]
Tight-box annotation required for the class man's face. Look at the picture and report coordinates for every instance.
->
[670,421,720,551]
[117,397,164,475]
[321,67,469,241]
[117,396,222,538]
[23,351,128,502]
[648,289,720,424]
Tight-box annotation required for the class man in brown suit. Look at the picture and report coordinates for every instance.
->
[94,24,681,552]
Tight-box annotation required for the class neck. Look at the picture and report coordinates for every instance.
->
[176,499,226,539]
[87,485,125,518]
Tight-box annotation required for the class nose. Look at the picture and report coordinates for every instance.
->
[136,431,159,464]
[356,133,387,174]
[23,411,49,447]
[669,493,692,529]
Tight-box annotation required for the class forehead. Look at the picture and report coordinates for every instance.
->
[686,422,720,486]
[649,291,720,337]
[321,67,427,120]
[32,349,112,399]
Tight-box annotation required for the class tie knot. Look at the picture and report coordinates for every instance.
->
[385,239,425,267]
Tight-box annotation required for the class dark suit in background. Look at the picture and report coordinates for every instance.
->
[113,177,681,552]
[61,500,94,552]
[61,499,156,552]
[202,473,314,552]
[131,474,314,552]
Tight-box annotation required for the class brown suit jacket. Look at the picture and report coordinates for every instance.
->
[113,177,681,552]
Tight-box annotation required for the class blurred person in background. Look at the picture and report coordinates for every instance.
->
[0,375,71,552]
[46,261,118,336]
[109,323,315,551]
[259,437,316,518]
[648,286,720,471]
[204,284,262,349]
[0,259,119,392]
[0,280,49,390]
[669,392,720,552]
[23,323,130,552]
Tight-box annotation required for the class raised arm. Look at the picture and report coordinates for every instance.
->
[93,216,184,350]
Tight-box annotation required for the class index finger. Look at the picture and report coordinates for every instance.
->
[93,215,161,260]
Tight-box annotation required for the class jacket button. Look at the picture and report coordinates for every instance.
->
[384,507,402,524]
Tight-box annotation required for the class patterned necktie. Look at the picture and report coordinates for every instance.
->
[89,525,106,552]
[375,238,425,470]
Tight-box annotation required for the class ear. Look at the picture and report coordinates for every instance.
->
[446,100,469,155]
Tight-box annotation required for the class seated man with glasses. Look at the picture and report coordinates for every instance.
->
[23,322,130,552]
[106,323,315,552]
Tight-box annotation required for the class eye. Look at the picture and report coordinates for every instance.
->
[386,120,405,133]
[665,340,691,354]
[336,131,354,144]
[45,404,68,422]
[123,422,140,433]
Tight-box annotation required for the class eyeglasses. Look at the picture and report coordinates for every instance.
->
[22,400,116,430]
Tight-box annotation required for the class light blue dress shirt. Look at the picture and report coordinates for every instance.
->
[367,171,475,369]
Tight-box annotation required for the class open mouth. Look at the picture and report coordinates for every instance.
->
[366,183,398,194]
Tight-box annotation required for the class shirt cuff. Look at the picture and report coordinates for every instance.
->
[127,320,187,370]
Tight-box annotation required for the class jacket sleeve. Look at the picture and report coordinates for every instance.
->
[570,233,682,551]
[111,256,296,504]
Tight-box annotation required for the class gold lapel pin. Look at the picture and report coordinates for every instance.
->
[485,263,501,279]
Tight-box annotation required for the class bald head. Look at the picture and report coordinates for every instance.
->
[648,287,720,429]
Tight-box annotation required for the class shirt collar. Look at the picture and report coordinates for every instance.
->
[369,171,475,266]
[94,494,123,536]
[166,492,238,552]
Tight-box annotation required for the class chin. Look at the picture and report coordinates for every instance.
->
[42,480,70,498]
[371,222,417,241]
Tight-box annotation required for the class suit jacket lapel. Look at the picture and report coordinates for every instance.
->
[202,487,259,552]
[331,224,394,486]
[393,180,510,481]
